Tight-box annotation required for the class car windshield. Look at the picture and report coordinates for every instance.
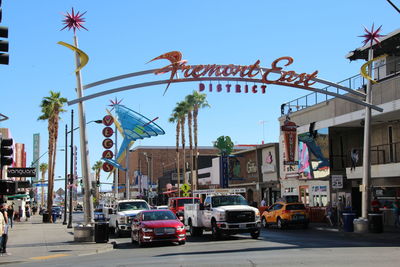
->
[211,195,248,207]
[177,198,200,206]
[286,204,306,210]
[142,210,177,221]
[119,201,149,211]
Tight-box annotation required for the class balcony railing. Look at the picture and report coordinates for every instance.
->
[331,142,400,170]
[281,56,400,116]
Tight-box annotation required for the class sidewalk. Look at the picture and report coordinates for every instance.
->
[1,215,114,265]
[310,222,400,242]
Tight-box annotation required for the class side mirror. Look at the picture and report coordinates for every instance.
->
[199,203,205,210]
[108,208,113,215]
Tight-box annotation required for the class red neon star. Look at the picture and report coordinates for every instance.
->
[108,98,123,110]
[359,24,384,47]
[61,8,88,33]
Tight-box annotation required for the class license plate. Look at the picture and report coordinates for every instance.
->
[293,215,304,220]
[239,224,246,229]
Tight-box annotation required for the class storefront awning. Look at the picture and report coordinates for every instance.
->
[7,194,29,199]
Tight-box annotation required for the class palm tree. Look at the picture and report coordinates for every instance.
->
[92,160,103,206]
[39,163,48,208]
[176,101,190,185]
[185,94,195,189]
[169,107,182,196]
[38,91,67,220]
[187,91,210,189]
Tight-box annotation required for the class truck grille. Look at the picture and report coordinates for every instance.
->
[226,210,255,223]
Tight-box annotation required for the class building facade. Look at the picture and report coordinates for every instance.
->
[279,28,400,212]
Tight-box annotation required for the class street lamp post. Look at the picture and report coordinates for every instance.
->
[63,125,68,225]
[64,109,102,228]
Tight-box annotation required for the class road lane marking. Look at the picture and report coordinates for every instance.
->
[30,254,70,260]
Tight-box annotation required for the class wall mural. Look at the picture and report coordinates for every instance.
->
[298,127,330,179]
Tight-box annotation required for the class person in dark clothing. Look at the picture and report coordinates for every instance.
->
[0,204,9,255]
[6,205,14,229]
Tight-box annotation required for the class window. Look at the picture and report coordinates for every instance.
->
[118,201,149,211]
[177,198,200,207]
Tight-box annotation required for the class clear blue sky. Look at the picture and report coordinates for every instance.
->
[0,0,398,192]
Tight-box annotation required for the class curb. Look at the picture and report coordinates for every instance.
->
[77,245,115,257]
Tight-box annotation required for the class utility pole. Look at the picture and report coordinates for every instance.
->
[63,125,68,225]
[67,110,74,229]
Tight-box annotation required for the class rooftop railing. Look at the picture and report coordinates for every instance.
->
[281,56,400,116]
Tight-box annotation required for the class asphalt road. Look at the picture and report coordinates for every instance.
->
[8,226,400,267]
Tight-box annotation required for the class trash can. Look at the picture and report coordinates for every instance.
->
[353,218,368,233]
[342,213,357,232]
[368,213,383,233]
[95,222,109,243]
[42,212,50,223]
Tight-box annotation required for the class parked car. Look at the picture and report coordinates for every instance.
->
[52,206,62,219]
[261,201,309,229]
[156,205,168,210]
[131,209,186,246]
[74,204,83,212]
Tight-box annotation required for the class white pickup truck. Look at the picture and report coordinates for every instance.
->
[108,199,150,237]
[184,193,261,240]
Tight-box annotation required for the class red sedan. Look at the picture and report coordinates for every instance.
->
[131,210,186,246]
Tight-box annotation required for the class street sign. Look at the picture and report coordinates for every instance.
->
[180,183,191,193]
[56,188,65,196]
[182,192,190,197]
[332,175,343,189]
[7,167,36,177]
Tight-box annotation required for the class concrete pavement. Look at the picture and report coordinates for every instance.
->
[0,215,114,265]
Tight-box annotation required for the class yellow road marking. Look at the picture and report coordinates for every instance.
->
[30,253,70,260]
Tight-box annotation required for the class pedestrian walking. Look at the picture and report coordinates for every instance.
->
[260,199,266,207]
[0,208,4,257]
[393,198,400,228]
[0,204,9,256]
[337,197,344,227]
[25,204,31,222]
[6,205,14,229]
[325,201,334,227]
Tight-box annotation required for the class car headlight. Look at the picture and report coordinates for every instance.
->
[176,225,185,231]
[118,217,126,224]
[142,228,153,233]
[218,212,226,221]
[255,210,260,217]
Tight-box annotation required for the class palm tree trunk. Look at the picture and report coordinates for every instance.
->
[50,115,60,217]
[193,107,199,189]
[41,171,45,207]
[176,122,181,197]
[47,117,55,221]
[188,111,195,190]
[181,118,187,185]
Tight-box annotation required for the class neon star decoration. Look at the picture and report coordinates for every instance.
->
[359,24,384,47]
[61,8,88,33]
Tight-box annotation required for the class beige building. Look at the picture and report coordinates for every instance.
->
[278,29,400,213]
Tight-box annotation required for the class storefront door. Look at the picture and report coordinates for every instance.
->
[299,185,309,205]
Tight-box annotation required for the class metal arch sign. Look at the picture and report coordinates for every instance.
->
[67,51,383,112]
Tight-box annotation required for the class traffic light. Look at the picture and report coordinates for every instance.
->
[0,0,9,65]
[80,179,83,187]
[96,180,100,187]
[0,137,13,167]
